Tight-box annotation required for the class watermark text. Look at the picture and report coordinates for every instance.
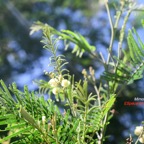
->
[124,101,144,106]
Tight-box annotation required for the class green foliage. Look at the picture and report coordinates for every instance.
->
[58,30,96,57]
[0,79,115,143]
[0,25,115,143]
[0,80,80,143]
[102,26,144,85]
[1,1,144,144]
[30,21,96,57]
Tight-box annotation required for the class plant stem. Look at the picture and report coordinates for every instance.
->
[100,2,125,144]
[82,102,88,143]
[94,85,101,107]
[105,2,114,64]
[117,10,132,60]
[113,9,132,92]
[100,10,132,144]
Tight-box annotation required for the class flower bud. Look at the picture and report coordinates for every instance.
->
[139,135,144,143]
[82,69,87,76]
[52,87,60,95]
[134,126,143,136]
[42,116,46,125]
[61,79,70,88]
[48,78,59,87]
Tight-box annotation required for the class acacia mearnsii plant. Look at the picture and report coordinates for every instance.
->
[0,0,144,144]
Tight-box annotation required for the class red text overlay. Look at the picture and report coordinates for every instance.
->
[124,101,144,106]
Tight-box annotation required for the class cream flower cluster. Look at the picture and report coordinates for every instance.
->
[48,76,70,95]
[48,78,59,87]
[134,126,144,143]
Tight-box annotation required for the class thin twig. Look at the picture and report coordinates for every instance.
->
[105,2,114,64]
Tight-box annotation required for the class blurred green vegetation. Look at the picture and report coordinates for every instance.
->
[0,0,144,143]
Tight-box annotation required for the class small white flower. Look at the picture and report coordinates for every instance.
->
[134,126,143,136]
[61,79,70,88]
[139,135,144,143]
[52,87,60,95]
[48,78,59,87]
